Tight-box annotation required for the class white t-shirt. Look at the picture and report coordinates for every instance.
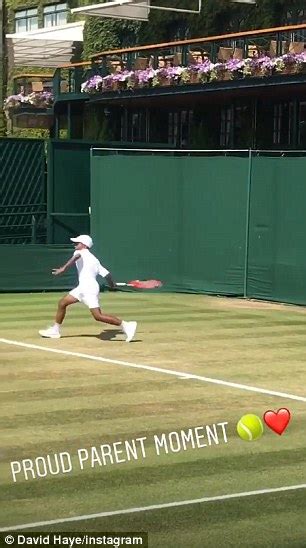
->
[73,249,109,287]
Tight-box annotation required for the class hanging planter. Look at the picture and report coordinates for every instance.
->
[4,92,54,121]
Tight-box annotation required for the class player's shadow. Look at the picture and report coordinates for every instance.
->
[62,330,142,343]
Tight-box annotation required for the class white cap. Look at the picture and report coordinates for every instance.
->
[70,235,93,248]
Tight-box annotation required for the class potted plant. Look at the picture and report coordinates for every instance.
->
[210,62,232,82]
[279,53,299,75]
[225,58,244,79]
[198,60,212,83]
[153,68,173,87]
[137,68,155,88]
[81,75,103,93]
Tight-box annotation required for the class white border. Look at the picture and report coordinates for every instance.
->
[1,484,305,531]
[1,338,306,402]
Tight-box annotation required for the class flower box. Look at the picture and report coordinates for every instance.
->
[4,92,54,119]
[80,51,306,94]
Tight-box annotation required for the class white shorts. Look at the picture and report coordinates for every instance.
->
[69,285,100,309]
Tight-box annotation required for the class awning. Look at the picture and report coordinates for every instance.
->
[71,0,150,21]
[6,22,84,67]
[71,0,254,20]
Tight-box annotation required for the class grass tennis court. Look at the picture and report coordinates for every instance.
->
[1,291,306,547]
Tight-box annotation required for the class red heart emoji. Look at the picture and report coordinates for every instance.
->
[263,408,291,435]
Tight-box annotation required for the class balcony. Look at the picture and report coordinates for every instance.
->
[53,23,306,101]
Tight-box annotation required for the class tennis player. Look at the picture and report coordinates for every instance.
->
[39,235,137,342]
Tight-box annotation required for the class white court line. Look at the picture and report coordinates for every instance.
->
[1,338,306,402]
[1,483,306,532]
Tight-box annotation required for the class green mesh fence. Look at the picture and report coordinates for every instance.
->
[0,138,46,244]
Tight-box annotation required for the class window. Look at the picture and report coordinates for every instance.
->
[273,103,292,147]
[234,104,253,148]
[220,106,233,148]
[286,8,306,25]
[125,110,147,143]
[15,8,38,33]
[43,3,67,28]
[168,112,179,146]
[180,111,193,147]
[149,110,169,144]
[298,102,306,148]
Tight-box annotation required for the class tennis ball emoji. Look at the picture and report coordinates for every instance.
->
[237,414,264,441]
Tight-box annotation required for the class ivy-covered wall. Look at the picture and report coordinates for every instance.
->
[0,0,6,135]
[83,18,142,60]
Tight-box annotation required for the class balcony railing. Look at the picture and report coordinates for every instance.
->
[53,23,306,97]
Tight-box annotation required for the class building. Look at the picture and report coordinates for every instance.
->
[51,22,306,150]
[2,0,306,146]
[1,0,84,134]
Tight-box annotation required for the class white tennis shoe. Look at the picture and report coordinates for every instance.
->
[122,321,137,343]
[39,326,61,339]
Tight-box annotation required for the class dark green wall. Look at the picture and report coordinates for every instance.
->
[3,150,306,306]
[91,151,306,305]
[247,156,306,305]
[91,153,249,295]
[0,245,76,291]
[47,140,91,244]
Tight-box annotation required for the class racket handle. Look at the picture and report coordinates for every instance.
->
[116,283,128,286]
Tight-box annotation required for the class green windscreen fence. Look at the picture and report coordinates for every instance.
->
[91,151,250,295]
[91,149,306,305]
[46,141,173,245]
[2,148,306,303]
[247,154,306,305]
[47,140,91,244]
[0,138,46,244]
[0,246,76,292]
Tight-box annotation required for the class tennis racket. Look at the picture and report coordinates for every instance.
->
[116,279,162,289]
